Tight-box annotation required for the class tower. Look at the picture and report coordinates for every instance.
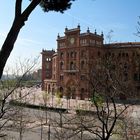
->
[41,49,55,90]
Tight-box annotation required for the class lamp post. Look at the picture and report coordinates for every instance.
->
[47,119,50,140]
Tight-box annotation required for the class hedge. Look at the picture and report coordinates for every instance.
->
[9,100,67,113]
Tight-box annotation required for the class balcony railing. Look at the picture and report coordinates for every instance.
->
[63,69,79,73]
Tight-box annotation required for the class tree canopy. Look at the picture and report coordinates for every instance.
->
[39,0,74,13]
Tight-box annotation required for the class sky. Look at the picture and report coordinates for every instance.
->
[0,0,140,71]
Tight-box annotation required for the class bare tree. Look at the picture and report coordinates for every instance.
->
[64,52,132,140]
[106,30,114,43]
[117,106,140,140]
[50,110,78,140]
[11,105,35,140]
[0,58,38,138]
[136,16,140,37]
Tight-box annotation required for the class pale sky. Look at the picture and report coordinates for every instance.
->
[0,0,140,71]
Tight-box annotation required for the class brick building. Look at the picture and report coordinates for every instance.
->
[41,25,140,100]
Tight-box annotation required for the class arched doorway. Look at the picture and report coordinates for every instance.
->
[65,79,76,99]
[80,88,85,100]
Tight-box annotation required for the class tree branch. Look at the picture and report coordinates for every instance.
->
[21,0,41,22]
[15,0,22,18]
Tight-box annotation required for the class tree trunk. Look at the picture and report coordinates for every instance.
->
[0,17,24,78]
[0,0,40,79]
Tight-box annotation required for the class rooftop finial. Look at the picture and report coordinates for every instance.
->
[65,26,68,31]
[77,24,80,29]
[95,29,97,35]
[57,33,60,38]
[87,27,90,33]
[101,31,104,37]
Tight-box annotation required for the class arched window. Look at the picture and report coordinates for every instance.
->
[60,62,64,70]
[70,62,74,70]
[81,61,85,69]
[71,52,74,58]
[60,52,64,59]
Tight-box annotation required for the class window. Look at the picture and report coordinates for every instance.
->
[46,58,51,61]
[124,63,128,70]
[59,42,65,48]
[60,75,63,81]
[122,53,125,57]
[81,61,85,69]
[81,50,85,58]
[80,75,85,80]
[60,62,64,70]
[97,51,100,57]
[70,62,75,70]
[80,39,87,45]
[68,51,76,58]
[81,88,85,92]
[136,86,140,92]
[60,52,64,59]
[134,73,140,81]
[126,53,129,57]
[96,41,101,45]
[90,39,95,45]
[70,51,74,58]
[134,73,137,81]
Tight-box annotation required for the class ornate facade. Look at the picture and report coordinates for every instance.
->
[41,26,140,100]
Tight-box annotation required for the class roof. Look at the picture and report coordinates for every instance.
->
[104,42,140,48]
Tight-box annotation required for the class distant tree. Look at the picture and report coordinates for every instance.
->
[106,29,114,43]
[136,16,140,37]
[0,0,75,79]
